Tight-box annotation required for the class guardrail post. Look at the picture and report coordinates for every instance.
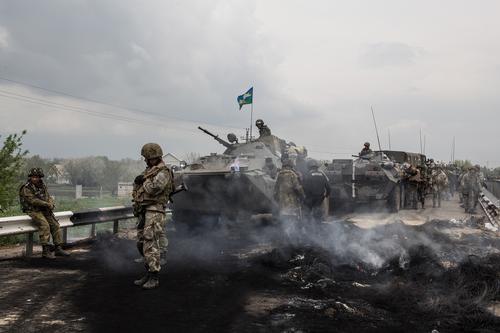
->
[90,223,97,238]
[113,220,119,234]
[25,232,34,257]
[62,228,68,244]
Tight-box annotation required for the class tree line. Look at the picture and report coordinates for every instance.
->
[0,130,143,211]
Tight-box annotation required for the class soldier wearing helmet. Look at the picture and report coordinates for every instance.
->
[274,158,305,242]
[255,119,271,138]
[302,159,331,224]
[19,168,70,259]
[359,142,372,157]
[460,164,482,214]
[132,143,174,290]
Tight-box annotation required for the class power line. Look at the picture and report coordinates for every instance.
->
[0,91,201,133]
[0,75,242,131]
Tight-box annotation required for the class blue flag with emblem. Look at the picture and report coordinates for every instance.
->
[237,87,253,110]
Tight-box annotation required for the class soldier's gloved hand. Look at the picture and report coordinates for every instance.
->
[47,202,55,210]
[134,175,145,185]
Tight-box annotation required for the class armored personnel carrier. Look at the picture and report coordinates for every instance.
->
[172,127,285,227]
[322,151,401,212]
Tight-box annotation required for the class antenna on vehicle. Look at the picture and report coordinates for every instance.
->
[371,106,382,153]
[388,128,391,150]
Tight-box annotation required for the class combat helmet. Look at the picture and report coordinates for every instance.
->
[307,159,319,169]
[255,119,264,127]
[364,142,370,147]
[141,143,163,160]
[28,167,44,177]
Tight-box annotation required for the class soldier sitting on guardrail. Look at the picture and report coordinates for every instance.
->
[19,168,70,259]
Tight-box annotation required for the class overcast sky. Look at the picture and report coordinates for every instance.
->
[0,0,499,167]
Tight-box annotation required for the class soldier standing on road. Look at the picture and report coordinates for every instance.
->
[359,142,372,157]
[405,165,422,209]
[302,159,331,224]
[430,165,449,208]
[19,168,70,259]
[132,143,173,290]
[461,165,482,214]
[255,119,271,138]
[274,159,305,243]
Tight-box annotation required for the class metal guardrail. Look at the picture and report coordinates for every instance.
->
[0,206,136,256]
[479,189,499,231]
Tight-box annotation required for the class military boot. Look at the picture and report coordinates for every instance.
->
[42,245,55,259]
[54,245,70,257]
[142,272,159,290]
[134,273,150,286]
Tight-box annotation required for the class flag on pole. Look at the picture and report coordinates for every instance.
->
[237,87,253,110]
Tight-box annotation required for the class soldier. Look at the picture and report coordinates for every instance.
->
[132,143,174,290]
[255,119,271,137]
[19,168,70,259]
[461,165,482,214]
[405,165,421,209]
[359,142,372,157]
[430,165,449,208]
[262,157,278,179]
[274,159,305,242]
[302,159,331,224]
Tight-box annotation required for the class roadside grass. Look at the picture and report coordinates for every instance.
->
[0,196,133,246]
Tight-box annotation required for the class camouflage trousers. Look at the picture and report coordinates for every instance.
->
[137,211,167,273]
[28,211,62,246]
[463,190,479,213]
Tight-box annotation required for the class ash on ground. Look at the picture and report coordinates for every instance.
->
[0,216,499,333]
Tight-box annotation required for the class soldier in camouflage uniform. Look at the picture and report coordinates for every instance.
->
[132,143,173,290]
[405,165,422,209]
[460,165,482,214]
[19,168,70,259]
[255,119,271,138]
[430,165,449,208]
[274,159,305,243]
[359,142,372,157]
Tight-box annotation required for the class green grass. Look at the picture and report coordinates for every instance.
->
[0,196,134,246]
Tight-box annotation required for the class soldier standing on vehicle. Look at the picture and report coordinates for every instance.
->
[255,119,271,138]
[359,142,372,157]
[132,143,173,290]
[274,159,305,242]
[19,168,70,259]
[461,165,482,214]
[430,165,449,208]
[302,159,331,224]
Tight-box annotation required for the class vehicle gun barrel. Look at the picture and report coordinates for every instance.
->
[198,126,232,148]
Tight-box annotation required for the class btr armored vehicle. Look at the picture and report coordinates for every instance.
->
[322,151,401,212]
[172,127,285,226]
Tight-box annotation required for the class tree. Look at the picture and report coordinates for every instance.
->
[0,131,28,211]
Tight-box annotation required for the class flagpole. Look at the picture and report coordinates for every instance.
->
[250,89,254,140]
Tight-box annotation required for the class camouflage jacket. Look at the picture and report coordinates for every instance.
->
[430,170,449,190]
[132,161,174,212]
[258,125,271,137]
[359,148,372,156]
[19,181,54,213]
[460,171,481,193]
[274,168,305,216]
